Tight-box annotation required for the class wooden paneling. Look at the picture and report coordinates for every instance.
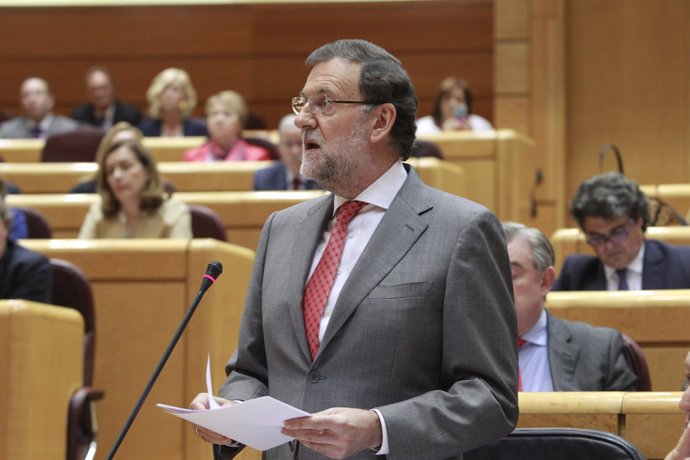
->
[0,1,494,128]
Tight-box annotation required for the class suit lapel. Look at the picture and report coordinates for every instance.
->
[287,195,334,361]
[318,172,431,357]
[547,313,579,390]
[641,240,665,288]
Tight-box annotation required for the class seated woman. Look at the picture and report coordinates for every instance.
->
[183,90,272,162]
[78,139,191,239]
[416,76,494,135]
[139,68,207,137]
[70,121,144,193]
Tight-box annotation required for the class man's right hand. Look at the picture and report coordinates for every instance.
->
[189,393,237,445]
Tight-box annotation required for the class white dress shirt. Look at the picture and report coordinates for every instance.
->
[519,309,554,392]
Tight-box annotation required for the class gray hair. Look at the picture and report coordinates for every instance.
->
[278,113,297,133]
[305,39,417,160]
[502,221,555,271]
[571,172,650,231]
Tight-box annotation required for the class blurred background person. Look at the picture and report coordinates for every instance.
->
[138,68,207,137]
[70,121,144,194]
[71,65,142,130]
[78,139,191,238]
[415,76,493,135]
[253,113,320,190]
[665,352,690,460]
[553,172,690,291]
[503,221,637,392]
[183,90,271,162]
[0,77,80,139]
[0,176,28,240]
[0,178,52,302]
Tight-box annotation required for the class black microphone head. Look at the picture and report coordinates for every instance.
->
[206,261,223,280]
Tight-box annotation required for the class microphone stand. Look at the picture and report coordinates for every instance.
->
[106,262,223,459]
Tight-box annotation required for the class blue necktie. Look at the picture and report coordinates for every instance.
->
[616,269,629,290]
[29,127,42,138]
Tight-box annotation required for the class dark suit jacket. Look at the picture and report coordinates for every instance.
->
[546,312,637,391]
[219,166,518,459]
[552,239,690,291]
[0,239,52,303]
[138,117,208,137]
[71,100,142,127]
[252,162,321,191]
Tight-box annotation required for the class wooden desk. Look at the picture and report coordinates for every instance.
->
[546,289,690,392]
[519,391,684,460]
[641,183,690,219]
[20,239,258,460]
[0,157,463,196]
[0,300,83,459]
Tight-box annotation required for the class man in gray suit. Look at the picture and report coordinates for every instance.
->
[192,39,518,459]
[0,77,79,139]
[503,221,637,392]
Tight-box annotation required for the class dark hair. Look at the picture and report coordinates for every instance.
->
[570,172,650,231]
[97,139,166,217]
[431,77,473,128]
[306,39,418,160]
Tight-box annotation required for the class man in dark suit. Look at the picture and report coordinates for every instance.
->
[71,66,142,129]
[503,221,637,392]
[553,172,690,291]
[0,77,80,139]
[0,188,52,303]
[191,39,518,459]
[253,114,320,191]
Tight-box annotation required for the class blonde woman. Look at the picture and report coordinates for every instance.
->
[78,139,191,238]
[139,68,207,137]
[183,90,271,162]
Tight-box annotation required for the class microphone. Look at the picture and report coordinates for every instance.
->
[106,261,223,459]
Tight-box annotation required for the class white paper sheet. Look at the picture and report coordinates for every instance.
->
[157,356,310,451]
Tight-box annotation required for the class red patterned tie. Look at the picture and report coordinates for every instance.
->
[517,337,527,391]
[303,200,366,360]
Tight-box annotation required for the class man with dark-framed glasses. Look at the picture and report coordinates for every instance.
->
[553,172,690,291]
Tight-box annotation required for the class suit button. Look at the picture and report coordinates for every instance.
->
[308,371,320,383]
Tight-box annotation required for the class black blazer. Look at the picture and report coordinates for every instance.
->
[252,162,320,191]
[553,239,690,290]
[71,100,142,127]
[0,239,52,303]
[138,117,208,137]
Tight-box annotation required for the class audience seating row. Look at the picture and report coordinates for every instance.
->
[0,157,464,195]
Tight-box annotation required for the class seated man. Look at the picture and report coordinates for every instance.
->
[252,114,320,191]
[553,172,690,291]
[71,66,142,129]
[0,186,52,303]
[0,77,79,139]
[503,221,637,391]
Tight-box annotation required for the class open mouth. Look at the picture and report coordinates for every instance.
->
[304,140,320,151]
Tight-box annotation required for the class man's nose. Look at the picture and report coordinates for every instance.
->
[294,109,316,130]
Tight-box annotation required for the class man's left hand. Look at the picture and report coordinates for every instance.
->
[282,407,382,459]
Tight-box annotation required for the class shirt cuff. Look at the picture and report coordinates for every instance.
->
[371,409,389,455]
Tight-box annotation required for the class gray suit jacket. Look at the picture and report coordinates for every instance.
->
[547,312,637,391]
[219,167,518,460]
[0,114,80,138]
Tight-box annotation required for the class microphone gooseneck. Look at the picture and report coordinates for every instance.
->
[106,261,223,459]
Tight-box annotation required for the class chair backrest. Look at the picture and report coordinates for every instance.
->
[622,334,652,391]
[42,128,105,163]
[245,136,280,160]
[410,139,443,159]
[464,428,645,460]
[15,206,53,238]
[188,204,227,241]
[49,258,96,386]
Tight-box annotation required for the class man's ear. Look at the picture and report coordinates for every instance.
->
[370,103,396,144]
[541,266,556,297]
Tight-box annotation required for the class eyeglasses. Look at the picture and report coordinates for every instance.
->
[291,94,381,116]
[585,219,635,247]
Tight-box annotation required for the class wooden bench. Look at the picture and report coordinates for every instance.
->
[0,157,464,196]
[641,183,690,219]
[19,239,259,460]
[0,130,534,224]
[550,226,690,273]
[519,391,684,460]
[0,300,83,459]
[546,289,690,392]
